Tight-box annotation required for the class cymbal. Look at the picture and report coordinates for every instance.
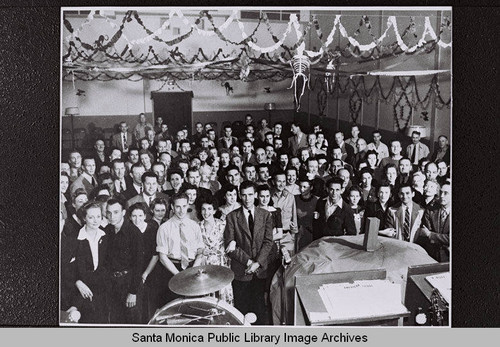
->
[169,265,234,297]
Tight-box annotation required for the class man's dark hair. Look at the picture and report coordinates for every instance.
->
[239,180,256,193]
[167,168,184,180]
[170,192,189,205]
[326,176,344,188]
[107,197,126,211]
[141,171,158,183]
[131,162,145,172]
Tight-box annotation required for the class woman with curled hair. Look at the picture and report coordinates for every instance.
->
[72,202,110,323]
[129,202,160,323]
[215,184,240,221]
[196,195,234,305]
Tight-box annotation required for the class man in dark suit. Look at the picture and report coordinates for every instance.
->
[287,122,307,157]
[417,182,450,262]
[217,124,239,150]
[126,172,170,218]
[122,163,146,201]
[111,121,133,154]
[313,177,356,239]
[92,139,108,172]
[333,131,355,164]
[241,139,258,165]
[383,183,425,243]
[224,181,273,325]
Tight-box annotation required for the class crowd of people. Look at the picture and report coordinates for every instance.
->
[60,112,451,325]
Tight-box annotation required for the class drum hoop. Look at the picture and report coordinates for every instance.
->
[148,297,248,326]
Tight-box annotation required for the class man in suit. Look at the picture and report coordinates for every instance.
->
[287,122,307,156]
[417,182,450,262]
[224,180,273,325]
[406,131,430,169]
[111,121,133,154]
[218,125,239,150]
[91,139,108,172]
[127,172,170,218]
[383,183,425,243]
[333,131,355,164]
[70,157,98,196]
[241,139,258,165]
[313,177,356,239]
[112,159,133,195]
[122,163,146,201]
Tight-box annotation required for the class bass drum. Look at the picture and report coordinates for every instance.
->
[148,297,250,326]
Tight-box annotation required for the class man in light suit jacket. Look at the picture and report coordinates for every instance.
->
[383,183,425,243]
[406,131,430,168]
[111,121,133,154]
[287,122,307,156]
[416,182,450,262]
[224,180,273,325]
[70,157,98,196]
[313,177,357,239]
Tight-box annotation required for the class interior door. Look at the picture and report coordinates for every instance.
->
[151,91,193,135]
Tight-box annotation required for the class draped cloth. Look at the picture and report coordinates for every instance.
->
[270,234,436,325]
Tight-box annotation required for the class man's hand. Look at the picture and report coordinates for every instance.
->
[420,226,431,237]
[379,228,396,238]
[245,261,260,274]
[225,240,236,253]
[126,294,137,308]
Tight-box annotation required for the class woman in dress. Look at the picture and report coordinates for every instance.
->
[256,184,283,304]
[347,186,365,235]
[197,195,234,305]
[216,184,240,221]
[129,203,160,323]
[73,202,109,323]
[358,167,378,205]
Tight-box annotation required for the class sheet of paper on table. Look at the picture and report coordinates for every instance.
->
[315,280,407,323]
[425,272,451,304]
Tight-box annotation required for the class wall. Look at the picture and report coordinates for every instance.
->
[62,9,451,151]
[303,9,452,153]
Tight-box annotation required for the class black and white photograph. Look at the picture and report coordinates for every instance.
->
[59,6,452,327]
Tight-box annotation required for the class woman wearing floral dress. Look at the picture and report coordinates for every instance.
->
[197,196,234,305]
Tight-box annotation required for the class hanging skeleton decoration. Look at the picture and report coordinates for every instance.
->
[324,59,335,94]
[288,54,311,111]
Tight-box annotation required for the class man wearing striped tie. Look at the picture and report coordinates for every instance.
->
[383,183,424,243]
[155,193,205,307]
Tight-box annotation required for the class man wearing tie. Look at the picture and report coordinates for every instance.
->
[155,193,205,307]
[70,157,98,196]
[406,131,430,169]
[112,121,133,154]
[287,122,307,156]
[224,181,273,325]
[126,172,170,217]
[417,182,450,262]
[383,183,425,243]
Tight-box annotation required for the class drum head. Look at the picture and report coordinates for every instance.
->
[148,297,249,326]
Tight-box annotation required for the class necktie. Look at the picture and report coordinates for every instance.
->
[411,145,417,164]
[179,222,189,270]
[403,207,411,241]
[149,196,153,206]
[248,210,254,236]
[440,208,449,225]
[91,177,97,187]
[122,133,128,151]
[121,180,126,192]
